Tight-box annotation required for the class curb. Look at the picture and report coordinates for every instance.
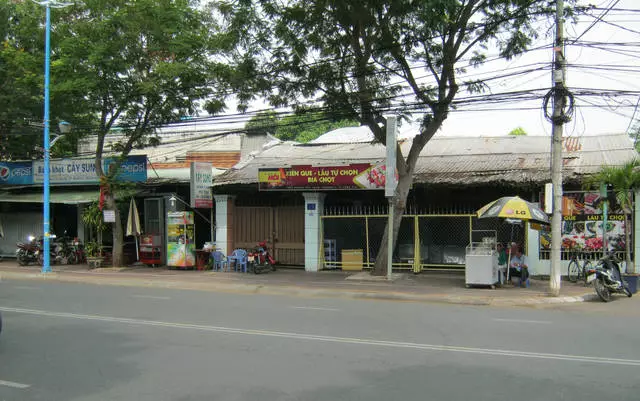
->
[0,270,595,306]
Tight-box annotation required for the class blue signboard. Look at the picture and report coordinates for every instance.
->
[104,155,147,183]
[1,155,147,185]
[0,162,34,185]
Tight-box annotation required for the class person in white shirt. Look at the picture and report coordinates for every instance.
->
[509,246,529,286]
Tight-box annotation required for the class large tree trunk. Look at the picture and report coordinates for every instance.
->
[105,192,124,267]
[371,168,414,276]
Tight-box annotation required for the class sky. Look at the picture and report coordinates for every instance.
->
[185,0,640,141]
[433,0,640,138]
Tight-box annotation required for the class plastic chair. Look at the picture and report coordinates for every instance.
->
[227,249,248,273]
[210,251,228,272]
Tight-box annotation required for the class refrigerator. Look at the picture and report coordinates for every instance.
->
[166,211,195,268]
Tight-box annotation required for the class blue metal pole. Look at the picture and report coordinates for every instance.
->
[42,3,52,273]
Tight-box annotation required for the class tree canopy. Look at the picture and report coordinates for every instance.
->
[245,110,359,142]
[508,127,528,136]
[219,0,579,274]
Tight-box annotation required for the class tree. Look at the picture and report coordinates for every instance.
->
[509,127,528,136]
[51,0,224,266]
[585,159,640,274]
[219,0,580,275]
[245,109,359,142]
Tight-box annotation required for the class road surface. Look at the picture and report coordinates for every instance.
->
[0,279,638,401]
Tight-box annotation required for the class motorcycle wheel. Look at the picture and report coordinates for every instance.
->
[594,278,611,302]
[37,253,44,266]
[271,263,276,272]
[67,252,78,265]
[624,287,633,298]
[17,251,28,266]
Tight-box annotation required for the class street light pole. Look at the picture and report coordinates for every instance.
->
[37,0,71,273]
[42,1,53,273]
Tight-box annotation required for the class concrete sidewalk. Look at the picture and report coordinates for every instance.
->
[0,261,597,306]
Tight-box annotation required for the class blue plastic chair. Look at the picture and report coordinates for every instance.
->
[210,251,228,272]
[227,249,248,273]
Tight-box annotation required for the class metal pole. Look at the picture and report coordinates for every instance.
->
[42,3,52,273]
[387,198,394,280]
[549,0,565,295]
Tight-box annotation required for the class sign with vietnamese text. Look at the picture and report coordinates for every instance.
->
[190,162,213,208]
[258,164,393,191]
[0,156,147,185]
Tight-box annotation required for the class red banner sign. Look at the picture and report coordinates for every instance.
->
[258,164,390,190]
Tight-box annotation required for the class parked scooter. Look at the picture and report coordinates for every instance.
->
[16,235,40,266]
[247,240,276,274]
[587,251,633,302]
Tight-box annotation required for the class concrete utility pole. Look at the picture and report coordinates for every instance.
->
[550,0,566,296]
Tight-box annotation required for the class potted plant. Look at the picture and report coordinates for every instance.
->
[85,241,103,268]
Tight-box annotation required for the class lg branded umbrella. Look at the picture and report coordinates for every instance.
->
[477,196,549,281]
[477,196,550,225]
[126,198,142,260]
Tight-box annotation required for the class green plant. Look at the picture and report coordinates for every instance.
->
[82,201,107,248]
[85,241,102,258]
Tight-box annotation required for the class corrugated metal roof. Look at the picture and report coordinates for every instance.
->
[213,133,638,187]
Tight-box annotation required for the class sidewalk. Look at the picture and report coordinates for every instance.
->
[0,261,597,306]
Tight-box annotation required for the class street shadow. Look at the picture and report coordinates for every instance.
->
[286,360,637,401]
[0,312,143,401]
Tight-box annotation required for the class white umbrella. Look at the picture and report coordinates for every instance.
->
[126,198,142,260]
[0,216,4,238]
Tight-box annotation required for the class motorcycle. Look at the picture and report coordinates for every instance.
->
[16,235,40,266]
[587,252,633,302]
[247,240,277,274]
[36,234,67,266]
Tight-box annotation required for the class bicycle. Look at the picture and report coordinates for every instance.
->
[567,251,594,284]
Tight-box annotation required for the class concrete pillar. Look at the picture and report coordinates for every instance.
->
[634,188,640,273]
[214,195,235,256]
[77,203,86,242]
[302,192,326,272]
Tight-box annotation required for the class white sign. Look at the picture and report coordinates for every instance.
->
[190,162,213,208]
[103,210,116,223]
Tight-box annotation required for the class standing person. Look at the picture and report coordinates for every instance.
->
[509,246,530,287]
[496,243,508,284]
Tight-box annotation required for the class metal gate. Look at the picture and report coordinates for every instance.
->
[233,206,305,265]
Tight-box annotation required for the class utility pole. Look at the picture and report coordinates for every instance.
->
[550,0,566,296]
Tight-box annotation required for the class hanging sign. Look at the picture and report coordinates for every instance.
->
[190,162,213,208]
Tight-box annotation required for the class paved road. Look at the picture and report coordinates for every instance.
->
[0,279,638,401]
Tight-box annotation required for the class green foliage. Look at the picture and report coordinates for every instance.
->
[509,127,528,136]
[245,110,359,142]
[584,159,640,214]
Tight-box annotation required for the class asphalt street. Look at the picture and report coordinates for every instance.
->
[0,279,639,401]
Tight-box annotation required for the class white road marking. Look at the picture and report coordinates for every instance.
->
[2,306,639,367]
[0,379,31,389]
[291,306,340,312]
[492,318,552,325]
[12,285,39,290]
[131,295,171,300]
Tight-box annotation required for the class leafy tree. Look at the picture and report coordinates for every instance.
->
[50,0,225,266]
[245,109,359,142]
[585,159,640,274]
[219,0,580,274]
[508,127,528,136]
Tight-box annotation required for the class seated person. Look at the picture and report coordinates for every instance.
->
[508,246,529,285]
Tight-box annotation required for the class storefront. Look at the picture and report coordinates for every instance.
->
[213,133,640,274]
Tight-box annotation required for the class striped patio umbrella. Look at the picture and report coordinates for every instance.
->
[477,196,550,225]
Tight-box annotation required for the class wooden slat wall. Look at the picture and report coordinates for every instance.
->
[233,206,304,266]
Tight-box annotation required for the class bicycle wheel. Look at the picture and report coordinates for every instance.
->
[581,261,593,285]
[567,259,580,282]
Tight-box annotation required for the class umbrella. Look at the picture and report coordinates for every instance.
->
[0,216,4,238]
[477,196,549,281]
[477,196,550,225]
[126,198,142,260]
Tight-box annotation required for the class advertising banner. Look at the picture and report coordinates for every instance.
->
[539,191,628,252]
[258,163,394,191]
[166,211,195,267]
[190,162,213,208]
[8,155,149,185]
[0,162,33,185]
